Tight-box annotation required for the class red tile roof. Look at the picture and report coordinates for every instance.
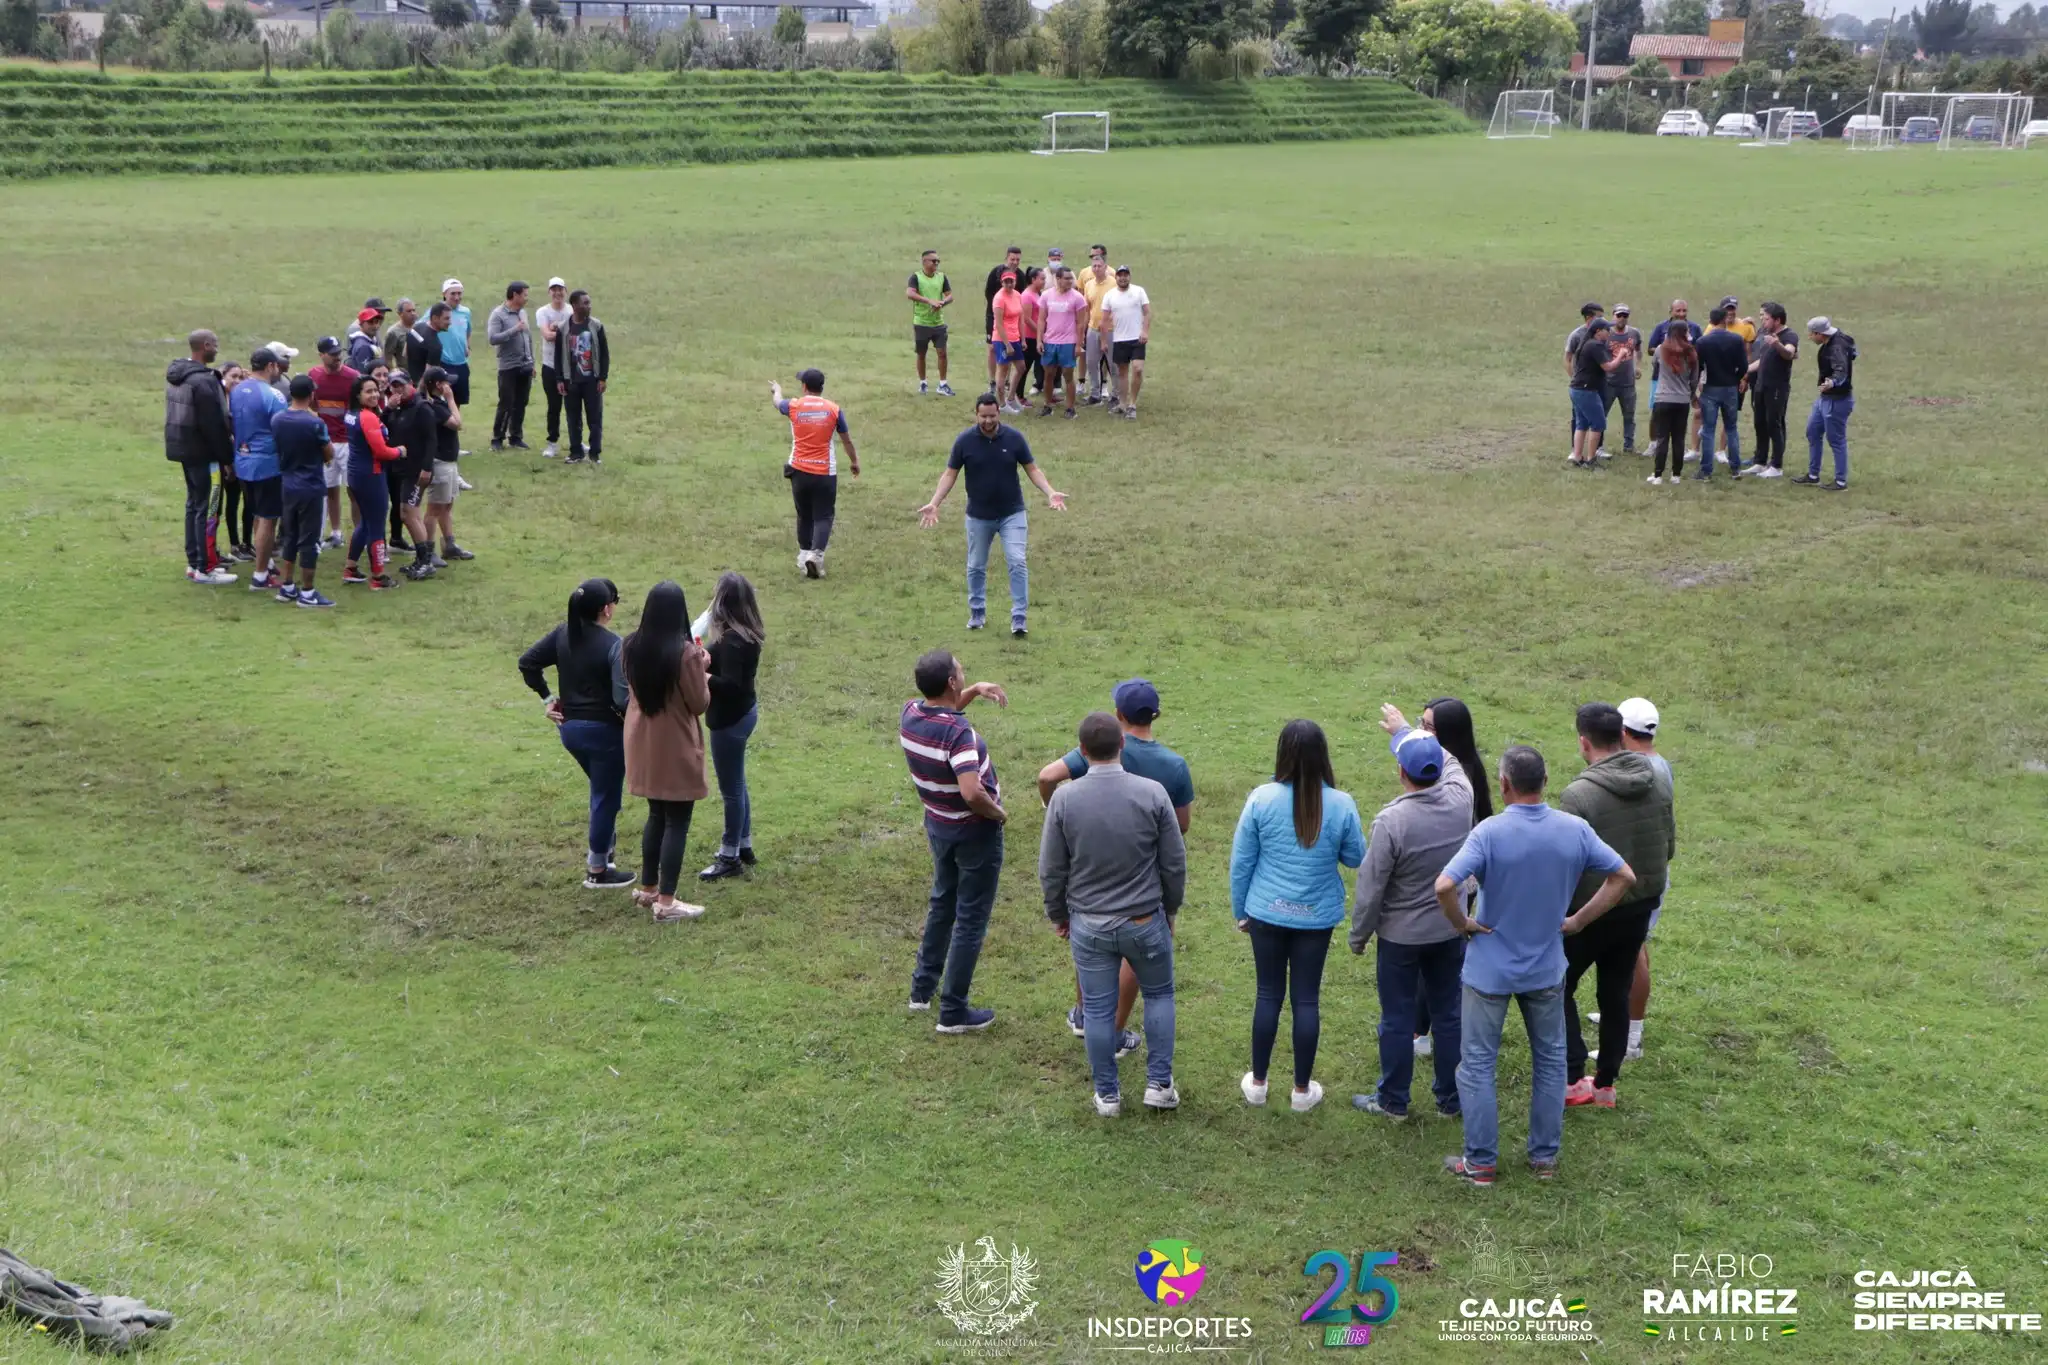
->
[1630,34,1746,59]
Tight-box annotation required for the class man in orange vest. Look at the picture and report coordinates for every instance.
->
[772,368,860,579]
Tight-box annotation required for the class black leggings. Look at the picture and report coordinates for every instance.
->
[386,468,407,541]
[788,469,838,552]
[1564,900,1656,1088]
[640,798,694,897]
[223,477,248,547]
[1650,403,1690,476]
[1248,920,1332,1089]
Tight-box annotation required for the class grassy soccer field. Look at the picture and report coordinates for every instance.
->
[1,134,2045,1364]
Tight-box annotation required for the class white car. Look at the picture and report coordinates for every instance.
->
[2021,118,2048,147]
[1843,113,1885,144]
[1714,113,1760,139]
[1656,110,1711,137]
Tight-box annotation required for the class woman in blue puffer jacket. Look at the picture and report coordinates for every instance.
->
[1230,719,1365,1113]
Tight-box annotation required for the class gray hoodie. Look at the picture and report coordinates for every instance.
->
[487,303,534,372]
[1349,741,1474,949]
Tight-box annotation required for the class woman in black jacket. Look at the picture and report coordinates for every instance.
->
[519,577,636,889]
[698,572,765,882]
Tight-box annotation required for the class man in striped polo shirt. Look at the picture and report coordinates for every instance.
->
[773,368,859,579]
[900,649,1010,1033]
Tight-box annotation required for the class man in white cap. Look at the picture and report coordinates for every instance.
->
[1616,697,1668,1061]
[263,341,299,396]
[535,277,572,458]
[1793,316,1855,491]
[438,279,473,406]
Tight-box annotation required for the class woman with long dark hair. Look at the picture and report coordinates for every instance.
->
[1229,719,1365,1112]
[1649,325,1700,484]
[623,581,712,921]
[342,373,403,589]
[1409,697,1491,1056]
[519,578,634,890]
[697,572,766,883]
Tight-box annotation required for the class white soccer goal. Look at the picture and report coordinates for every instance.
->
[1487,90,1557,139]
[1033,111,1110,155]
[1755,106,1799,145]
[1940,93,2033,149]
[1880,90,1949,146]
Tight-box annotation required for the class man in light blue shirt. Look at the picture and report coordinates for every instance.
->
[230,347,288,590]
[1433,744,1635,1186]
[438,278,474,408]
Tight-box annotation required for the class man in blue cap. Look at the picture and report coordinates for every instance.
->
[1038,678,1195,1048]
[1349,705,1476,1120]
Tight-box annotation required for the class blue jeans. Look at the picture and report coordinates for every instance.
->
[709,705,757,858]
[913,823,1004,1022]
[1457,982,1566,1169]
[1375,937,1465,1116]
[1070,913,1175,1097]
[1805,393,1853,482]
[964,511,1028,628]
[1695,385,1743,476]
[557,719,625,871]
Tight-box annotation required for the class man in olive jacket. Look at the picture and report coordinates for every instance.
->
[1558,701,1674,1104]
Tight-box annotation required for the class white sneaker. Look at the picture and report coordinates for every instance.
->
[918,380,929,394]
[1240,1072,1268,1107]
[796,550,811,575]
[1759,466,1784,479]
[1646,475,1662,485]
[652,900,706,922]
[188,566,236,585]
[1093,1092,1121,1117]
[1292,1080,1326,1113]
[1413,1033,1433,1057]
[542,443,558,459]
[457,475,474,491]
[1144,1081,1180,1110]
[1588,1012,1602,1024]
[1624,1044,1644,1061]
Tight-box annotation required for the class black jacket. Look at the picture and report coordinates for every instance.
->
[1815,330,1855,398]
[705,633,762,732]
[551,317,610,384]
[405,323,443,382]
[164,357,231,464]
[519,622,627,725]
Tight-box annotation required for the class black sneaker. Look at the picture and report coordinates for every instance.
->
[698,855,744,882]
[509,440,531,450]
[564,455,586,465]
[738,848,757,866]
[341,567,368,585]
[1792,473,1822,485]
[1826,480,1847,491]
[1011,627,1028,639]
[489,441,505,452]
[588,456,602,466]
[583,865,637,890]
[389,535,412,552]
[936,1007,996,1034]
[442,542,475,561]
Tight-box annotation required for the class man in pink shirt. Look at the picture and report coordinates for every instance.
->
[988,271,1029,413]
[1035,268,1090,419]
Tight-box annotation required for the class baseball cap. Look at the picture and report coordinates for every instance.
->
[1047,247,1063,257]
[1619,696,1660,737]
[357,308,382,326]
[1613,304,1631,316]
[385,369,414,388]
[1114,264,1131,274]
[1000,270,1017,282]
[1391,728,1444,783]
[1720,295,1739,309]
[1587,317,1612,333]
[442,278,463,293]
[265,340,299,361]
[316,335,342,355]
[796,367,826,391]
[362,297,389,313]
[1111,678,1160,724]
[547,276,566,289]
[250,347,280,368]
[1807,315,1837,335]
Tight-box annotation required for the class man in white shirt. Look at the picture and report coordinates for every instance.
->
[1100,265,1152,422]
[535,277,574,458]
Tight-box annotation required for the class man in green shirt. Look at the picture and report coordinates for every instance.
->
[905,250,955,396]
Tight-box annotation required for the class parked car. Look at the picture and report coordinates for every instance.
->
[1902,116,1941,144]
[1963,114,2001,141]
[1656,110,1711,138]
[1714,113,1761,139]
[2024,118,2048,147]
[1843,114,1885,144]
[1784,111,1822,139]
[1513,109,1564,128]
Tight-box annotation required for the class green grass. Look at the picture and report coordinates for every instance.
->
[2,134,2046,1363]
[0,68,1465,178]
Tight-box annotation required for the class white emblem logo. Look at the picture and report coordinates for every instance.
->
[935,1236,1039,1337]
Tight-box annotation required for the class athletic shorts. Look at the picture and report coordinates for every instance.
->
[1111,339,1147,364]
[399,465,426,508]
[1569,387,1606,432]
[429,459,460,505]
[1041,342,1076,369]
[325,442,349,488]
[914,324,948,353]
[245,475,283,521]
[1647,903,1663,936]
[993,340,1025,365]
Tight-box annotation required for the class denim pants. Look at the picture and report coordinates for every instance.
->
[1070,912,1175,1097]
[557,719,624,870]
[913,823,1004,1022]
[1805,393,1853,482]
[1603,380,1638,449]
[964,511,1028,628]
[1696,385,1743,475]
[709,705,757,858]
[1375,937,1465,1115]
[1457,982,1566,1169]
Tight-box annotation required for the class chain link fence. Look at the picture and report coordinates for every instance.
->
[1401,75,1885,138]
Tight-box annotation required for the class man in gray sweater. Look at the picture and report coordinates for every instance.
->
[1040,712,1186,1117]
[1350,711,1474,1120]
[487,280,534,452]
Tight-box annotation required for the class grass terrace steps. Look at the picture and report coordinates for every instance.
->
[0,67,1470,179]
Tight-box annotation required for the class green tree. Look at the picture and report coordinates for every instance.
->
[980,0,1033,69]
[1105,0,1266,77]
[0,0,38,57]
[1291,0,1383,70]
[528,0,563,32]
[1044,0,1106,76]
[772,3,808,45]
[490,0,522,28]
[1748,0,1811,65]
[1573,0,1644,64]
[1360,0,1576,86]
[1912,0,1973,54]
[429,0,473,30]
[1658,0,1710,34]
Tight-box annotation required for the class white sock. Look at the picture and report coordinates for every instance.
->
[1628,1020,1644,1050]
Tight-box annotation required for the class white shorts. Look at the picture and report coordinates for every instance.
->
[325,442,349,489]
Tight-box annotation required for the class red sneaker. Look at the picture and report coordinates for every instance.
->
[1565,1077,1597,1107]
[1443,1155,1496,1187]
[1590,1085,1617,1109]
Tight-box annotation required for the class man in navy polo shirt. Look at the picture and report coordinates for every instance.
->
[917,393,1068,638]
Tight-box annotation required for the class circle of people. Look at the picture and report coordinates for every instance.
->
[1564,296,1857,490]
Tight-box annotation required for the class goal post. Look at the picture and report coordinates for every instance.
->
[1758,106,1799,145]
[1880,90,1949,144]
[1940,93,2033,149]
[1487,89,1556,139]
[1033,111,1110,156]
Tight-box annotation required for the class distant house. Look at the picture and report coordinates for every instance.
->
[1573,18,1746,86]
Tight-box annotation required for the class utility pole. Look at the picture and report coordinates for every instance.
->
[1582,0,1599,131]
[1868,7,1897,107]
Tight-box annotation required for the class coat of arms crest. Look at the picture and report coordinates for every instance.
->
[935,1236,1039,1336]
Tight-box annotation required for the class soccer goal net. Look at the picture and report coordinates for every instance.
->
[1879,90,1949,144]
[1940,93,2033,149]
[1487,90,1556,139]
[1033,111,1110,155]
[1759,107,1802,145]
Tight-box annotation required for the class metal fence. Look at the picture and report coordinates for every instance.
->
[1405,75,1888,138]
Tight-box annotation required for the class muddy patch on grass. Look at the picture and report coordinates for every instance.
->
[1409,425,1550,471]
[1656,561,1746,590]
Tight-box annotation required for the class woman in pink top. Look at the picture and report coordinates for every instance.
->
[1036,268,1091,418]
[989,271,1029,412]
[1019,268,1045,409]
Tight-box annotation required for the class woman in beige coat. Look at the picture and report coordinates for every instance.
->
[623,580,712,921]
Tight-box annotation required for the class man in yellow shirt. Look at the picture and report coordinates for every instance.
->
[1078,244,1119,408]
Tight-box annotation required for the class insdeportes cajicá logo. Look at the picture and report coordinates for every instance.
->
[1437,1220,1593,1345]
[1300,1249,1399,1348]
[1643,1252,1798,1345]
[1087,1239,1254,1353]
[935,1236,1039,1342]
